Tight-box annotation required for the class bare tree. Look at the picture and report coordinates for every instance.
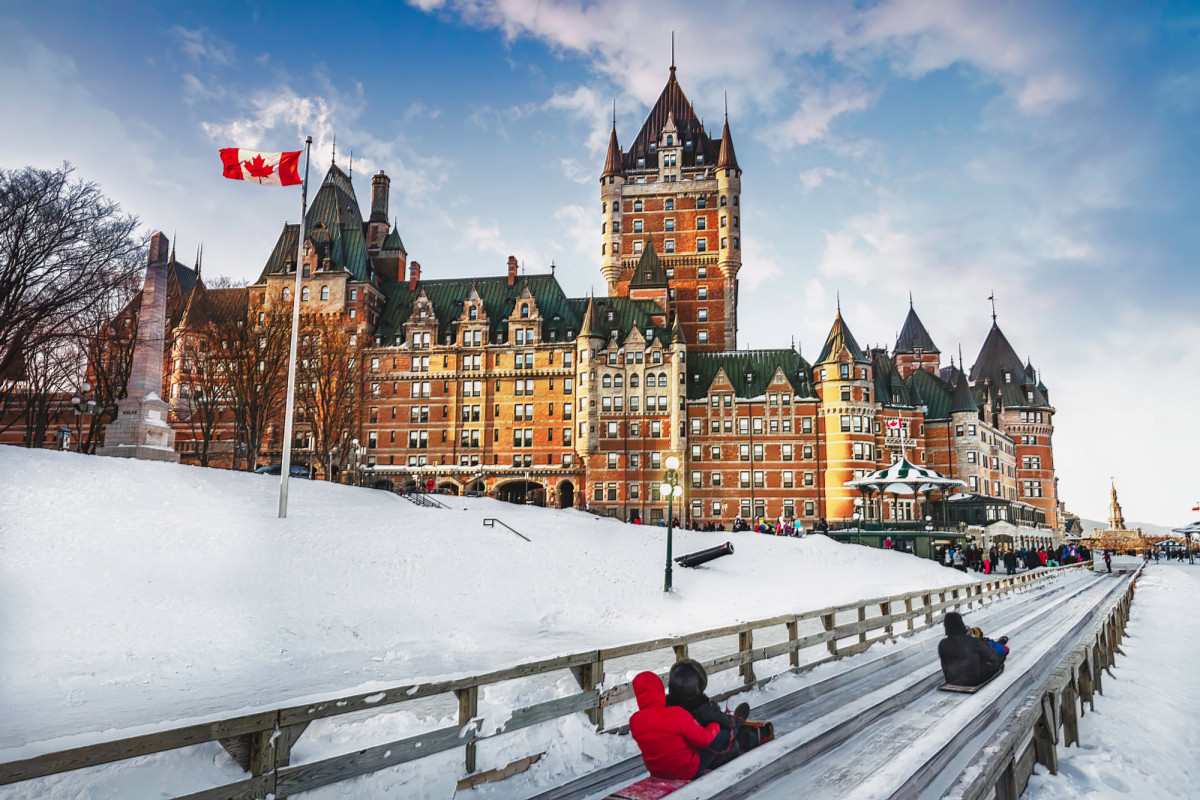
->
[212,293,291,471]
[298,314,363,480]
[73,272,142,453]
[180,332,228,467]
[16,331,80,448]
[0,164,143,396]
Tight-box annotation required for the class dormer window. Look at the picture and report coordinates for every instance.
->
[468,307,477,320]
[1005,371,1012,382]
[637,157,645,168]
[520,304,529,318]
[666,135,673,146]
[607,311,614,322]
[696,153,704,165]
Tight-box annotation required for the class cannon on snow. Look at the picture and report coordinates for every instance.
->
[674,542,734,568]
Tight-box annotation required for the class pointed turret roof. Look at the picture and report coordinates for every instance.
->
[969,322,1025,384]
[816,311,867,365]
[602,123,622,177]
[669,311,686,345]
[717,115,740,170]
[895,303,939,354]
[382,223,405,252]
[625,68,719,171]
[629,239,668,288]
[949,370,979,414]
[578,295,603,339]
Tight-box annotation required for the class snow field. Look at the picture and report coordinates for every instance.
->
[0,445,988,798]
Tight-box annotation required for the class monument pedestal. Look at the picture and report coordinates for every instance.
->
[98,392,179,462]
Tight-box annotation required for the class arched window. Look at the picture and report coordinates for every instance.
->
[602,375,612,388]
[320,285,329,301]
[301,286,310,301]
[615,374,624,388]
[521,304,529,318]
[658,373,668,387]
[468,306,478,320]
[282,287,291,302]
[666,134,673,146]
[630,373,640,388]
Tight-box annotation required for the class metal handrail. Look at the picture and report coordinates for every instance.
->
[483,518,530,542]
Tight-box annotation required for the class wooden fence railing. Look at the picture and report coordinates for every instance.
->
[0,563,1089,799]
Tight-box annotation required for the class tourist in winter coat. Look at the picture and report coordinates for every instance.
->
[938,612,1002,687]
[629,671,727,780]
[667,659,752,768]
[1003,550,1018,575]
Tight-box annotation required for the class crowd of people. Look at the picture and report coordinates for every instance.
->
[934,543,1092,575]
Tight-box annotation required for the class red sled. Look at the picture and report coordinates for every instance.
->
[606,777,691,799]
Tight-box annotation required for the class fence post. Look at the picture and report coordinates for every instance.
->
[857,605,868,646]
[570,657,605,731]
[880,601,892,638]
[1032,694,1059,775]
[822,613,837,656]
[905,597,914,632]
[455,685,479,775]
[739,628,756,685]
[786,619,800,668]
[923,594,933,627]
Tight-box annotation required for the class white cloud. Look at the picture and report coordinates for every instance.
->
[170,26,235,66]
[768,84,874,149]
[739,236,784,291]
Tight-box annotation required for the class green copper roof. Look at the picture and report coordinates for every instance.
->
[907,368,953,419]
[584,295,671,347]
[629,239,668,288]
[948,368,979,415]
[686,348,815,401]
[815,311,868,365]
[375,273,584,345]
[382,224,405,252]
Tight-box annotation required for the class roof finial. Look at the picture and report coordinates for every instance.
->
[331,134,337,165]
[671,31,675,71]
[170,229,176,263]
[959,343,965,372]
[909,290,913,309]
[612,98,616,129]
[836,291,841,314]
[198,242,203,278]
[724,91,728,120]
[348,149,353,177]
[988,291,997,322]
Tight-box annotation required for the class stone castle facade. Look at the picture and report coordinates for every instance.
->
[148,66,1059,529]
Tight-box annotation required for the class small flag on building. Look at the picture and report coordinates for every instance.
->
[886,419,902,431]
[219,148,302,186]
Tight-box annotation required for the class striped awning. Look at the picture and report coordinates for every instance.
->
[845,456,967,496]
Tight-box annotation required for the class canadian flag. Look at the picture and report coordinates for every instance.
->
[219,148,302,186]
[886,419,902,431]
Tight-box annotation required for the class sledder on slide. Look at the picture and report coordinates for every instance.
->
[937,611,1010,693]
[615,661,773,799]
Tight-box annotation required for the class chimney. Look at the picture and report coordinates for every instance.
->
[507,255,518,287]
[370,171,390,223]
[149,231,170,265]
[408,260,421,291]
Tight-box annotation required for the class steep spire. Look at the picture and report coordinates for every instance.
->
[629,239,668,288]
[949,369,979,414]
[669,310,686,345]
[717,107,740,170]
[579,295,603,340]
[602,113,623,177]
[816,309,867,365]
[895,302,939,354]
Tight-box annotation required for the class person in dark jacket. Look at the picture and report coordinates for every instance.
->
[938,612,1002,687]
[666,659,750,770]
[1003,550,1018,575]
[629,671,723,780]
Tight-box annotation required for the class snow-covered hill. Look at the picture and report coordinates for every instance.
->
[0,445,966,762]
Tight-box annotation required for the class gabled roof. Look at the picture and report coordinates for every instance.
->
[873,351,909,406]
[686,349,815,401]
[178,284,249,330]
[625,68,719,171]
[584,295,671,346]
[895,304,939,354]
[816,311,868,365]
[629,239,668,288]
[717,116,739,171]
[376,273,582,345]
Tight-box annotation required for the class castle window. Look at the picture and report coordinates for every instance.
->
[697,238,706,252]
[698,309,708,322]
[665,199,674,211]
[320,285,329,300]
[634,200,643,212]
[734,237,740,249]
[698,197,707,209]
[698,330,708,344]
[665,219,675,231]
[698,287,707,299]
[721,195,727,207]
[602,202,607,212]
[469,306,477,320]
[521,304,529,318]
[607,311,614,322]
[634,220,643,233]
[637,157,646,169]
[698,267,707,279]
[721,237,728,249]
[697,153,704,164]
[634,241,643,253]
[665,240,675,253]
[734,196,739,206]
[697,217,706,230]
[666,135,673,146]
[282,287,291,302]
[350,289,358,300]
[301,287,310,301]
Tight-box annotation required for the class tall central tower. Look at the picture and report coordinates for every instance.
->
[600,65,742,352]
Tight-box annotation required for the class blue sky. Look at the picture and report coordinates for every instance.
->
[3,1,1199,522]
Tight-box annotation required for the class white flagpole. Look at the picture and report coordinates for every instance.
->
[279,136,313,518]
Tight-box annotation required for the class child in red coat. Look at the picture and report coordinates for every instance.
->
[629,671,728,780]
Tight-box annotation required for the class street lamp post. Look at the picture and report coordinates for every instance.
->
[660,455,683,592]
[71,382,97,452]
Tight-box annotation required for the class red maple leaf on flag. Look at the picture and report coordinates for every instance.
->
[242,154,275,179]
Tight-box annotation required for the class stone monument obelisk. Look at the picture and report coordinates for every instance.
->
[98,231,179,462]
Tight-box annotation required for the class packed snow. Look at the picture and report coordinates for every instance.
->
[0,446,1048,797]
[1024,563,1200,800]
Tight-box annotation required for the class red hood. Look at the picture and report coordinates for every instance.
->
[632,671,666,710]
